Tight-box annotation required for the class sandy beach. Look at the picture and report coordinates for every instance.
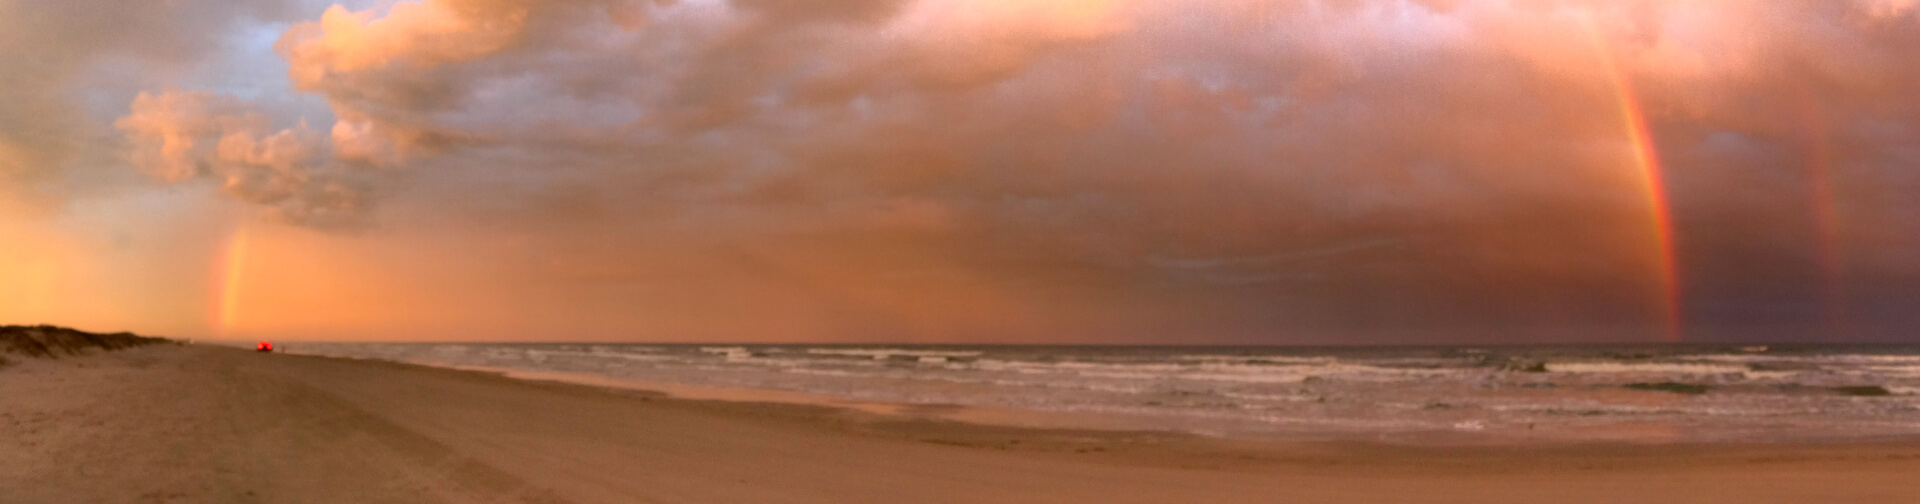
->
[5,345,1920,504]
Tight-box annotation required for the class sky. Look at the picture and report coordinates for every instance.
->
[2,0,1919,344]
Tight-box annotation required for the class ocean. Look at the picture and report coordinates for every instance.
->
[286,342,1920,443]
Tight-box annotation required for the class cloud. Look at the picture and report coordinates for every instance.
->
[61,0,1920,340]
[0,0,303,202]
[116,90,371,229]
[272,0,680,164]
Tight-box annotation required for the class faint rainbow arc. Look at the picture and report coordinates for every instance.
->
[1582,17,1683,342]
[1791,89,1845,337]
[215,227,250,336]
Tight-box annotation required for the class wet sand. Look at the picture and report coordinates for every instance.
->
[4,345,1919,503]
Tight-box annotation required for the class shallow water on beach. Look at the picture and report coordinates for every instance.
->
[287,343,1920,442]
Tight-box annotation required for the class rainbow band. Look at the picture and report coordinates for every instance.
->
[1584,17,1683,342]
[215,227,249,336]
[1794,89,1845,336]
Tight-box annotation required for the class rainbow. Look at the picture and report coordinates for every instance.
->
[214,226,250,337]
[1793,88,1844,336]
[1583,17,1683,342]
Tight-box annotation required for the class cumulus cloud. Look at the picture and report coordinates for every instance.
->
[272,0,678,164]
[117,90,370,228]
[0,0,300,201]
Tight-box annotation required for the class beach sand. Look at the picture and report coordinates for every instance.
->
[4,345,1918,503]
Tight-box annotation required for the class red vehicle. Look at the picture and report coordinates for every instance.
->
[256,341,274,353]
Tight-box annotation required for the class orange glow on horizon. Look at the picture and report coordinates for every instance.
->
[1583,16,1683,342]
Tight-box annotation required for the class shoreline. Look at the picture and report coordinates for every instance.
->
[281,344,1920,447]
[8,345,1920,503]
[127,345,1920,456]
[413,362,1231,438]
[373,355,1920,454]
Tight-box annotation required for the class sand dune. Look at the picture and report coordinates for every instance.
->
[4,345,1918,503]
[0,325,170,360]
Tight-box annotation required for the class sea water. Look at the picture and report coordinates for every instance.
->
[287,342,1920,442]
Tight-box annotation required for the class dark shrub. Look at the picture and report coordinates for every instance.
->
[1834,386,1892,397]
